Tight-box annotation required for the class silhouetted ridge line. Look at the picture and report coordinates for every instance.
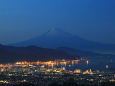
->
[8,28,115,54]
[0,44,78,63]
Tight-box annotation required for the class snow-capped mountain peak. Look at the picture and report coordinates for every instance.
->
[43,28,71,37]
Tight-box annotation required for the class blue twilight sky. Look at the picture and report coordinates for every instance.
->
[0,0,115,44]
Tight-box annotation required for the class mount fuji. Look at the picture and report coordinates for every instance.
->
[10,28,115,54]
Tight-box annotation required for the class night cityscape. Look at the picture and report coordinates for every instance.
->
[0,0,115,86]
[0,59,115,86]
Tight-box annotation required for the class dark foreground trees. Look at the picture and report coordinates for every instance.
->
[12,83,35,86]
[1,81,115,86]
[101,82,115,86]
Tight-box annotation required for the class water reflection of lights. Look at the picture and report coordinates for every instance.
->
[106,65,109,69]
[110,60,112,62]
[86,60,89,66]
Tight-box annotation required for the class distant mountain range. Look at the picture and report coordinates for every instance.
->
[0,44,77,63]
[0,44,114,63]
[9,28,115,54]
[56,47,115,57]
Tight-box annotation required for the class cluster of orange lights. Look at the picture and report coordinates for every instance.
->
[0,59,90,72]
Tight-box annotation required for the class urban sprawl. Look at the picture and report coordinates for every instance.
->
[0,59,115,86]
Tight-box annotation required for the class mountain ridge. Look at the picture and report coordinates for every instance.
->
[56,47,115,57]
[0,44,77,63]
[9,28,115,54]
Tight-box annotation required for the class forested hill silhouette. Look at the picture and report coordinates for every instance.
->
[0,44,77,63]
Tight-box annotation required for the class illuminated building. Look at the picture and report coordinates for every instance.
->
[74,69,81,73]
